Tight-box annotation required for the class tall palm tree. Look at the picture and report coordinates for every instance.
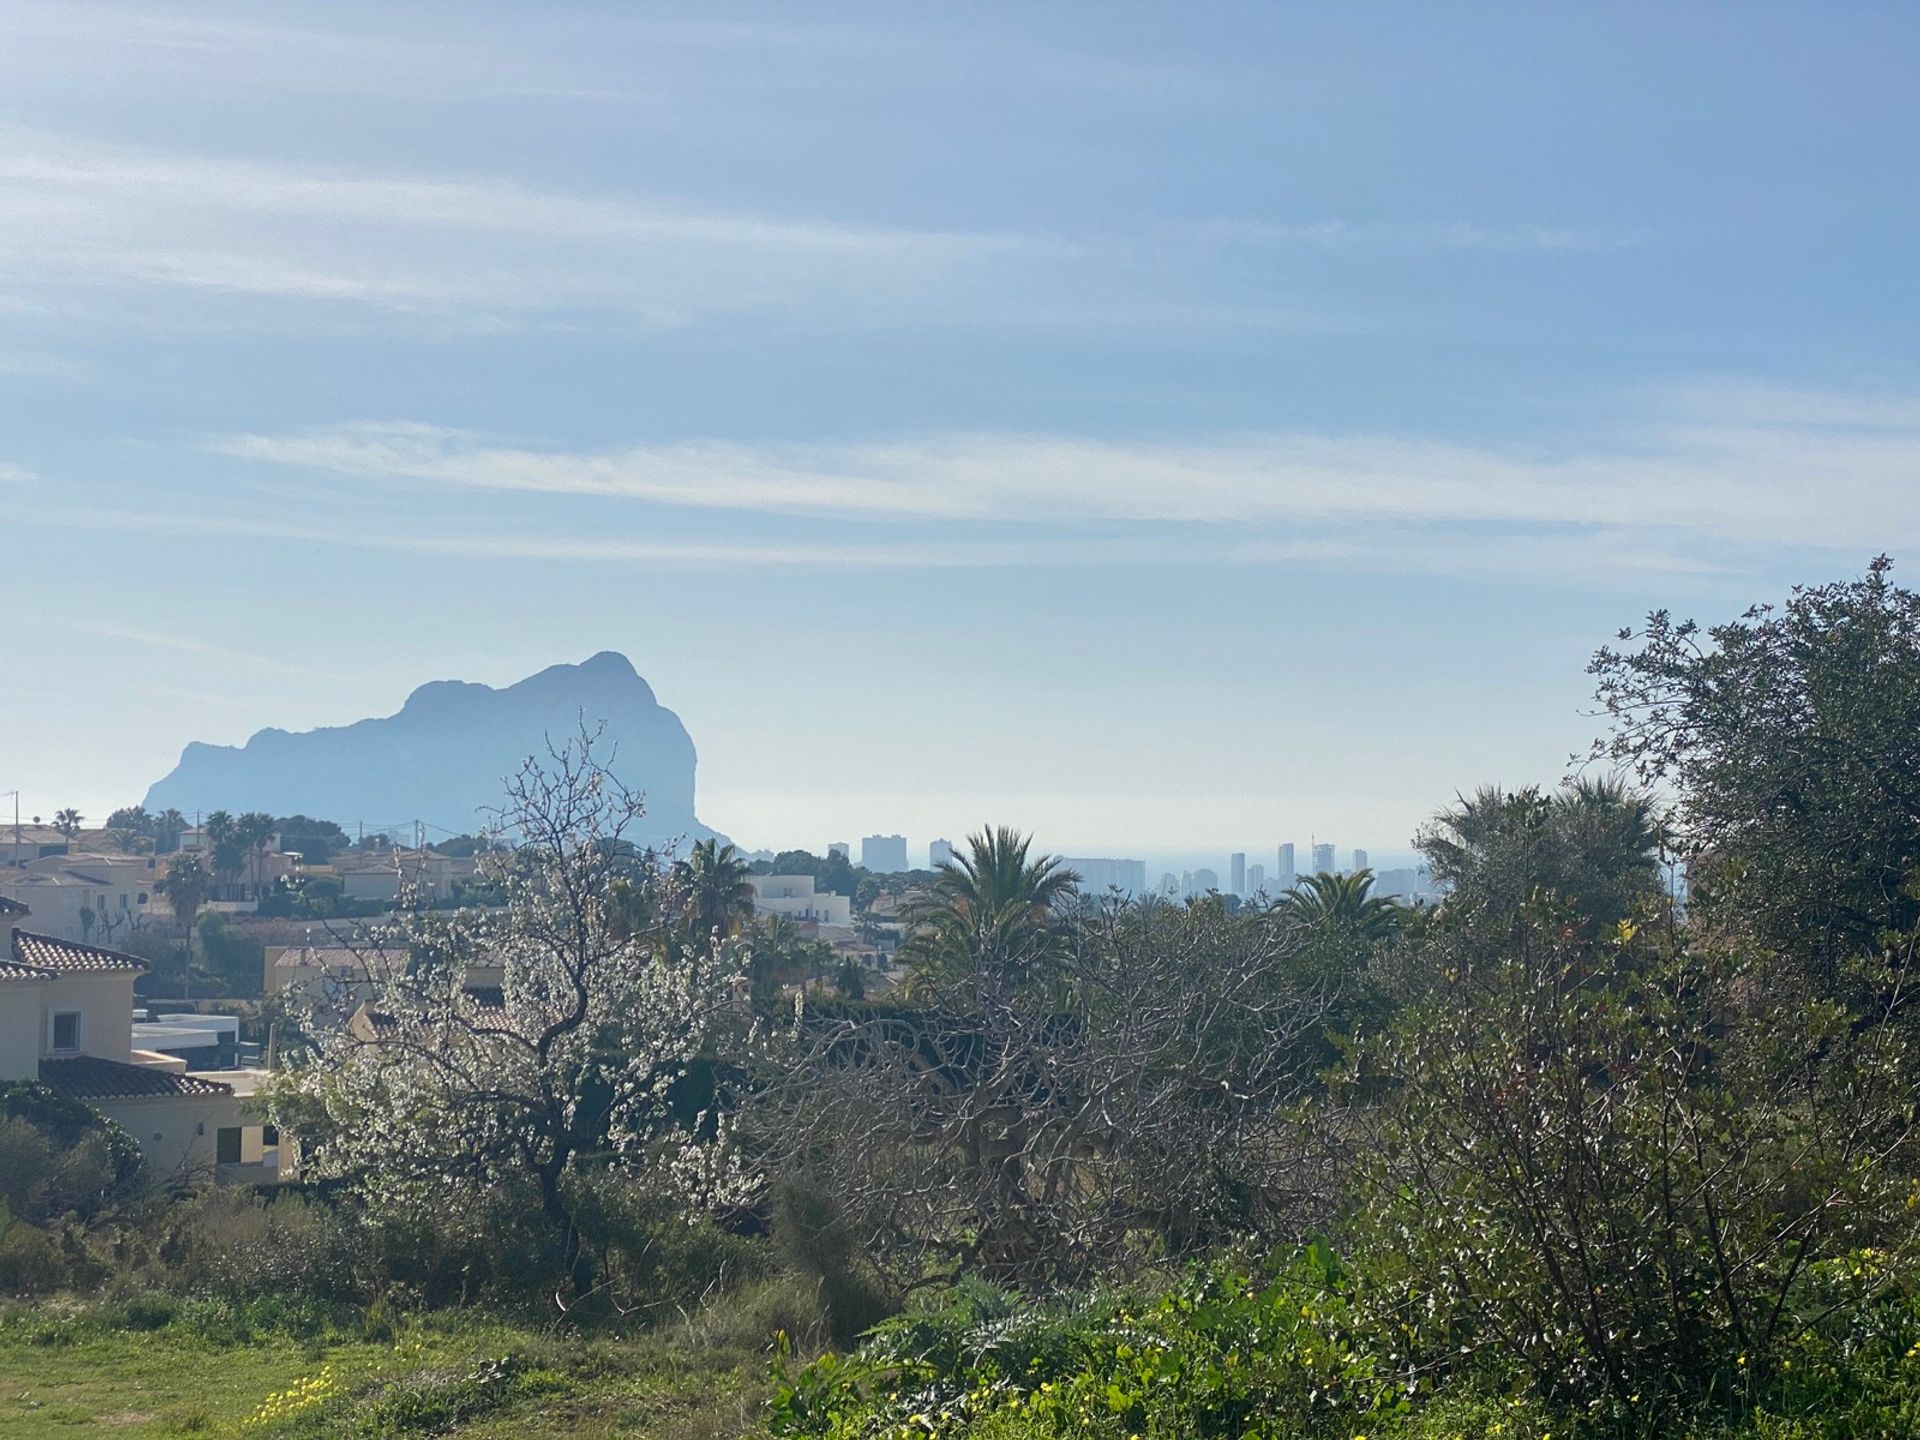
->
[52,808,83,845]
[674,838,757,940]
[158,852,211,1001]
[901,826,1080,996]
[1282,869,1402,943]
[235,812,277,900]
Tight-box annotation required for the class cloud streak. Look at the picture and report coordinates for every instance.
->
[214,382,1920,557]
[0,130,1066,326]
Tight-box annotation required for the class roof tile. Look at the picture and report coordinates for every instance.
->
[39,1057,233,1100]
[11,931,149,974]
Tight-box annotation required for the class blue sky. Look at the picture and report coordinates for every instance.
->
[4,1,1918,866]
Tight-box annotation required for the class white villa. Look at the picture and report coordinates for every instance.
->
[747,874,853,926]
[0,895,280,1185]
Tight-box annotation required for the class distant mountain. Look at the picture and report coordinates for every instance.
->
[144,652,720,848]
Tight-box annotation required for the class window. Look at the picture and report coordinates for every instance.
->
[216,1127,243,1166]
[137,892,148,904]
[51,1011,80,1052]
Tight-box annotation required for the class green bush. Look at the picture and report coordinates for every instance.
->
[770,1250,1406,1440]
[1347,904,1920,1423]
[0,1215,70,1296]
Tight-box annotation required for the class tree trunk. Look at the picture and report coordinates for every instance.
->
[538,1157,593,1303]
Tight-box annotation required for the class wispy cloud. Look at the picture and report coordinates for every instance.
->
[1189,219,1661,252]
[213,381,1920,558]
[0,130,1067,327]
[0,461,38,484]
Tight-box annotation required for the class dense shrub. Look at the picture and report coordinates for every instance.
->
[0,1082,143,1222]
[1346,901,1920,1424]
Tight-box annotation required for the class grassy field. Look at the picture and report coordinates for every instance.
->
[0,1298,775,1439]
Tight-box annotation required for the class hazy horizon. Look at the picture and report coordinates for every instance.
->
[6,3,1918,853]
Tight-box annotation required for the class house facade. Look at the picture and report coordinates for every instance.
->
[0,852,163,942]
[747,874,853,926]
[0,897,278,1185]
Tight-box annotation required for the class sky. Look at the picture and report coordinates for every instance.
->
[4,1,1919,869]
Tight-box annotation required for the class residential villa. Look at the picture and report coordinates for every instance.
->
[0,895,279,1185]
[0,852,164,942]
[328,847,478,904]
[746,874,853,926]
[265,939,504,1018]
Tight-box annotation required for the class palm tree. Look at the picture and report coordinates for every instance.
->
[152,808,188,854]
[52,808,83,846]
[235,812,277,900]
[1282,869,1402,943]
[673,838,757,941]
[901,826,1080,996]
[158,853,211,1001]
[1418,777,1660,932]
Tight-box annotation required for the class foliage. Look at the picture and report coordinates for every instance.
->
[898,828,1079,998]
[769,1252,1411,1440]
[273,730,750,1306]
[1281,868,1404,946]
[1346,899,1920,1421]
[274,814,350,865]
[761,890,1335,1292]
[198,911,267,994]
[0,1081,143,1224]
[675,837,759,941]
[1416,777,1664,937]
[1592,557,1920,978]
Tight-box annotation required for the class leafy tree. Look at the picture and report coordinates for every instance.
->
[765,890,1332,1290]
[104,805,150,840]
[673,838,757,941]
[195,913,265,996]
[816,851,859,898]
[274,734,747,1305]
[272,814,348,865]
[1592,557,1920,979]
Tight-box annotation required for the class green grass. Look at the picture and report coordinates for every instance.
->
[0,1300,774,1439]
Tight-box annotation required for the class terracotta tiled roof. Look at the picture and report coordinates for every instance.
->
[39,1057,233,1100]
[11,931,149,974]
[0,959,55,982]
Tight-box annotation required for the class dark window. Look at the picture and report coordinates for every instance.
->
[51,1012,79,1051]
[216,1127,243,1165]
[262,1124,279,1147]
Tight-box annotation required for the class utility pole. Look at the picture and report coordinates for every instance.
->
[4,790,18,869]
